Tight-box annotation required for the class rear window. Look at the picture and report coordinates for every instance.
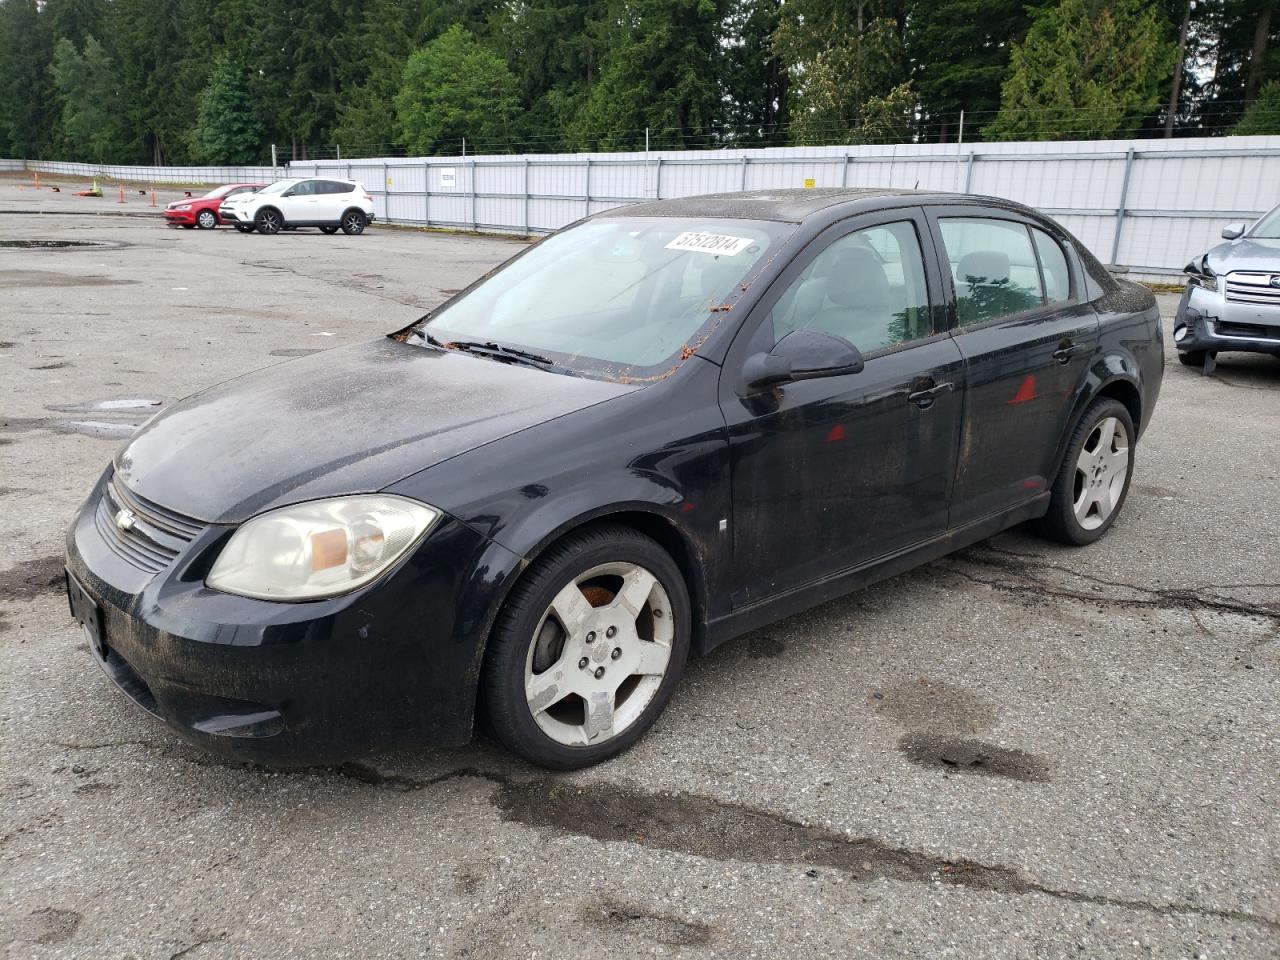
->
[321,180,352,194]
[939,218,1044,326]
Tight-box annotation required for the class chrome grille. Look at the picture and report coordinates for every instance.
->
[1224,273,1280,306]
[94,477,202,574]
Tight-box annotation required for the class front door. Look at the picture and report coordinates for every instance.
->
[925,211,1100,527]
[720,212,965,607]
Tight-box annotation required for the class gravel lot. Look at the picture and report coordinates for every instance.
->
[2,177,1278,959]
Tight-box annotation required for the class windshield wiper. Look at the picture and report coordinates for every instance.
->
[414,330,554,369]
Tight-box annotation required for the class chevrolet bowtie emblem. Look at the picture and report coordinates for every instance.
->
[114,508,137,532]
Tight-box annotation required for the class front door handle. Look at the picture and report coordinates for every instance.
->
[1053,341,1082,364]
[907,381,955,409]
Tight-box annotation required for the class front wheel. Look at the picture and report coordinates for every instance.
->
[481,524,690,769]
[254,209,282,235]
[1036,398,1135,546]
[320,225,339,235]
[196,209,218,229]
[340,210,367,235]
[1177,349,1207,367]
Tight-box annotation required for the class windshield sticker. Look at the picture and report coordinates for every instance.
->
[665,232,754,256]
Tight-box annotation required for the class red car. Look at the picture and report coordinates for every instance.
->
[164,183,266,230]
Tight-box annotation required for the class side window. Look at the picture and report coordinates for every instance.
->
[769,221,932,354]
[1031,228,1071,303]
[939,218,1044,326]
[333,180,354,194]
[292,181,316,196]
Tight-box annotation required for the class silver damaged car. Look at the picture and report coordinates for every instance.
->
[1176,203,1280,373]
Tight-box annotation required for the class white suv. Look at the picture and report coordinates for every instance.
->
[220,178,376,236]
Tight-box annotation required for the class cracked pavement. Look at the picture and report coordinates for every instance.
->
[2,193,1278,959]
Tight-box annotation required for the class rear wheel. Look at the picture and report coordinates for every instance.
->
[340,210,367,235]
[254,209,282,235]
[482,524,690,769]
[1035,398,1135,546]
[320,225,339,235]
[196,209,218,230]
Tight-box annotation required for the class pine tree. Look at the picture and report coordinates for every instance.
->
[49,34,120,161]
[394,24,521,154]
[721,0,789,144]
[0,0,55,157]
[568,0,730,151]
[986,0,1178,140]
[775,0,914,145]
[1234,78,1280,133]
[906,0,1048,140]
[189,53,264,164]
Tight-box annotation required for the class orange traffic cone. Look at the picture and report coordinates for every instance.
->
[118,184,125,203]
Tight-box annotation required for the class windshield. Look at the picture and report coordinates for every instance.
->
[1250,205,1280,239]
[201,186,232,199]
[258,180,295,196]
[418,216,794,380]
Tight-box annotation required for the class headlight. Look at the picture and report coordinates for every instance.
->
[1191,274,1218,293]
[207,495,439,601]
[174,204,191,211]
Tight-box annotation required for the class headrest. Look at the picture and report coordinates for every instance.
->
[956,250,1011,285]
[824,246,892,309]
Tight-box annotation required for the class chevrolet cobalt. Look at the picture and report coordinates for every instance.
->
[65,189,1164,769]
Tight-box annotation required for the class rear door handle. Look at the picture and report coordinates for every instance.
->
[907,381,955,409]
[1053,342,1082,364]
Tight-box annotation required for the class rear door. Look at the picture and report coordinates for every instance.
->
[319,180,351,220]
[924,207,1099,527]
[719,210,965,605]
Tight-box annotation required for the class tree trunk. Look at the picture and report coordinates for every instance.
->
[1164,0,1192,138]
[1245,4,1274,105]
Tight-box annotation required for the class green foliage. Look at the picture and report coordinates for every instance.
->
[1234,80,1280,134]
[49,34,119,161]
[566,0,730,151]
[906,0,1047,139]
[0,0,55,157]
[189,53,264,164]
[776,0,914,144]
[721,0,788,143]
[987,0,1178,141]
[394,24,520,154]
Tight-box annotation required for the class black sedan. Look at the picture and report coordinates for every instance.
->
[65,189,1164,769]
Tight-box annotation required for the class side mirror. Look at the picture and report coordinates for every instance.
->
[281,188,296,197]
[742,329,865,390]
[1221,223,1245,240]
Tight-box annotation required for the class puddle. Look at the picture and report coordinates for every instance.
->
[270,348,322,358]
[898,733,1050,782]
[0,239,115,249]
[46,398,165,413]
[496,778,1027,892]
[51,419,143,438]
[0,270,137,288]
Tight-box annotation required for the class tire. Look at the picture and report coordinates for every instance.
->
[1177,349,1207,367]
[320,225,339,235]
[234,224,254,234]
[1035,398,1135,546]
[196,209,218,230]
[340,209,368,235]
[255,208,282,235]
[481,523,691,769]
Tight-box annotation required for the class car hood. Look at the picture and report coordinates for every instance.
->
[1205,236,1280,274]
[115,338,636,524]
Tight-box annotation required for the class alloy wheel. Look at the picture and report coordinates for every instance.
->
[257,211,281,235]
[524,562,673,746]
[197,210,217,229]
[342,212,365,235]
[1072,415,1129,530]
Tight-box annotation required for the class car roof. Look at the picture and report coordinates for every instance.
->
[596,188,1032,224]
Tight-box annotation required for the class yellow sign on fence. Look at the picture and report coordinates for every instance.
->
[803,178,816,189]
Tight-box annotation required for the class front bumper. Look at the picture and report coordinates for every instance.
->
[163,209,197,226]
[1174,283,1280,357]
[65,470,512,765]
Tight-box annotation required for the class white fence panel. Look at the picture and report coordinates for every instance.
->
[10,135,1280,275]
